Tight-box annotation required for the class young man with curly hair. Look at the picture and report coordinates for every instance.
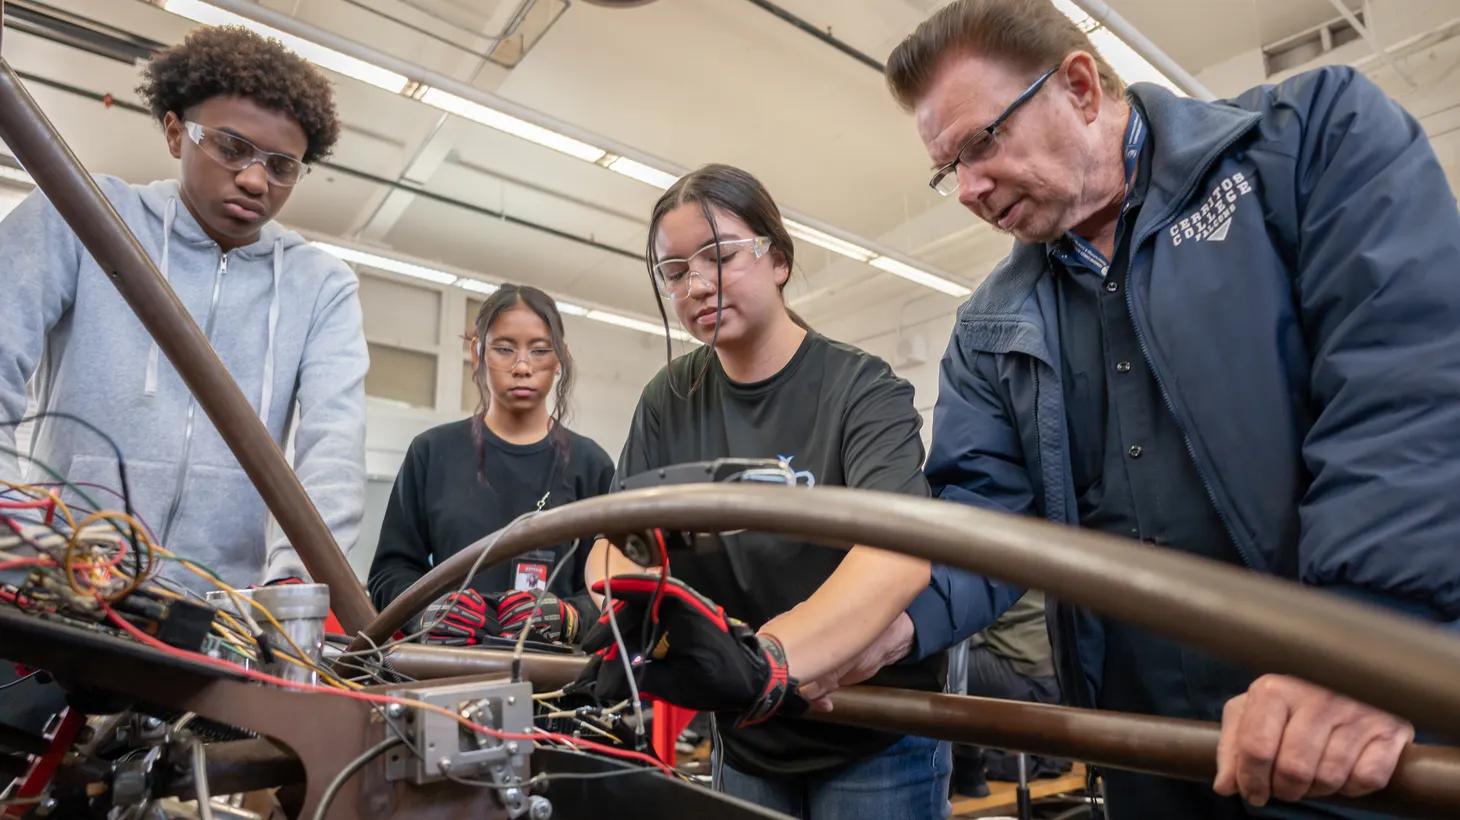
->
[0,25,368,595]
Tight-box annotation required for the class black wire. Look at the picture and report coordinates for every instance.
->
[310,737,402,820]
[0,412,141,578]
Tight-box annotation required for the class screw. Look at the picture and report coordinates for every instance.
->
[529,795,553,820]
[503,787,523,806]
[507,696,516,706]
[437,757,453,774]
[384,703,404,720]
[506,742,520,755]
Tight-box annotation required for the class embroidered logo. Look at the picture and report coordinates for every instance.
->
[1169,171,1254,246]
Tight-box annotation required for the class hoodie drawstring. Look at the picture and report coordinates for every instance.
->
[143,198,177,397]
[258,239,282,425]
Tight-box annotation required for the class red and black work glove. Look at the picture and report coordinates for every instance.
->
[421,590,501,646]
[573,575,805,728]
[495,589,581,644]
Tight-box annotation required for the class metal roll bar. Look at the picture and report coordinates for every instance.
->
[356,484,1460,743]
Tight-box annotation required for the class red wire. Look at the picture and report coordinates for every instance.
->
[0,498,53,510]
[97,600,676,777]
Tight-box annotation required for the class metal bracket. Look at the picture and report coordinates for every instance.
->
[384,679,534,816]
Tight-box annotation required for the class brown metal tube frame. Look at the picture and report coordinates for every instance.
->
[379,644,1460,817]
[0,60,375,635]
[356,484,1460,745]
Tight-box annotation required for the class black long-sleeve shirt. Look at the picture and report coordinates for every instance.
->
[367,418,615,627]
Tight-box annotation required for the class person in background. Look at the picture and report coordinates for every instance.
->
[951,591,1067,798]
[578,164,950,820]
[368,284,614,647]
[820,0,1458,817]
[0,23,367,594]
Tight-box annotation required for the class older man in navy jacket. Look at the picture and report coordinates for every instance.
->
[800,0,1460,817]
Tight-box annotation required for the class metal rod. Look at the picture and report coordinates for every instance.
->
[0,60,375,634]
[1069,0,1216,100]
[354,484,1460,743]
[380,645,590,692]
[1325,0,1417,89]
[739,0,885,73]
[815,688,1460,819]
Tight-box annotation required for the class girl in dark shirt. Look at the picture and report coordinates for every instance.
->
[585,166,950,819]
[368,284,614,645]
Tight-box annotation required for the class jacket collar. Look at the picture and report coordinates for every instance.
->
[966,82,1263,321]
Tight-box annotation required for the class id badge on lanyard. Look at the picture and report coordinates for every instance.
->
[512,549,554,592]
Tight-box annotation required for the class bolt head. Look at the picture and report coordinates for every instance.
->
[385,703,404,719]
[503,787,523,804]
[529,795,553,820]
[506,741,520,755]
[507,696,516,705]
[437,757,453,774]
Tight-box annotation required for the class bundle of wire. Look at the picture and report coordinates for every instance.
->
[1,414,686,814]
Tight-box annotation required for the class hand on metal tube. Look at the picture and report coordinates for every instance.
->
[798,611,916,711]
[1214,674,1415,806]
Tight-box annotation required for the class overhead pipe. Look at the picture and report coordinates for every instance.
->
[196,0,972,290]
[1069,0,1216,100]
[0,60,377,635]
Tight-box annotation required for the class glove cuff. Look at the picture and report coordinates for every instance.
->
[737,633,795,728]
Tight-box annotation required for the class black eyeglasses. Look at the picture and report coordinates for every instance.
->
[184,122,310,187]
[928,66,1060,196]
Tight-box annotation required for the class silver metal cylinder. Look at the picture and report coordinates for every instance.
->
[250,583,330,685]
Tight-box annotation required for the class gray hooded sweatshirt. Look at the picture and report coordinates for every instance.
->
[0,174,368,592]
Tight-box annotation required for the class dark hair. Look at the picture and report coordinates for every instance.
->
[137,25,342,164]
[645,163,810,393]
[886,0,1124,113]
[468,284,575,484]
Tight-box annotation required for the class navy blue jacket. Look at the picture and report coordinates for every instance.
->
[910,67,1460,704]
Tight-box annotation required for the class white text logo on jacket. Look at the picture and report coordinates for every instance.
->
[1169,172,1255,246]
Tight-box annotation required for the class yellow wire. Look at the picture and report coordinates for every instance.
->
[0,480,78,530]
[146,543,354,690]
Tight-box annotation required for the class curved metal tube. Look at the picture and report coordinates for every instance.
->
[354,484,1460,743]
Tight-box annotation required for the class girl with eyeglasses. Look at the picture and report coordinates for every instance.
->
[579,165,951,819]
[368,285,614,648]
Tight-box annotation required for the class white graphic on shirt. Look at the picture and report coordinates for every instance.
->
[1169,171,1254,246]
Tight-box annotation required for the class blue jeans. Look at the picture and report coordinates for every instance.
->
[713,733,952,820]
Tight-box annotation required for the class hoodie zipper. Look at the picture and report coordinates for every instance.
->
[160,251,229,546]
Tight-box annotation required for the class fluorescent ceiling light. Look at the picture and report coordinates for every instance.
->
[456,278,499,295]
[784,219,877,263]
[1051,0,1182,94]
[586,309,696,343]
[315,242,457,285]
[555,301,589,316]
[0,165,34,186]
[606,157,679,189]
[163,0,409,94]
[870,256,971,298]
[420,88,607,163]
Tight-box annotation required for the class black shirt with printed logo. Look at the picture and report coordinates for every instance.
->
[368,417,615,625]
[615,332,942,776]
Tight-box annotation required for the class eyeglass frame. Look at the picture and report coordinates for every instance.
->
[183,121,312,187]
[651,236,773,301]
[928,66,1061,196]
[474,338,559,372]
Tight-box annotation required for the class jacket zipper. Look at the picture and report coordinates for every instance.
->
[1124,126,1259,570]
[161,251,229,546]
